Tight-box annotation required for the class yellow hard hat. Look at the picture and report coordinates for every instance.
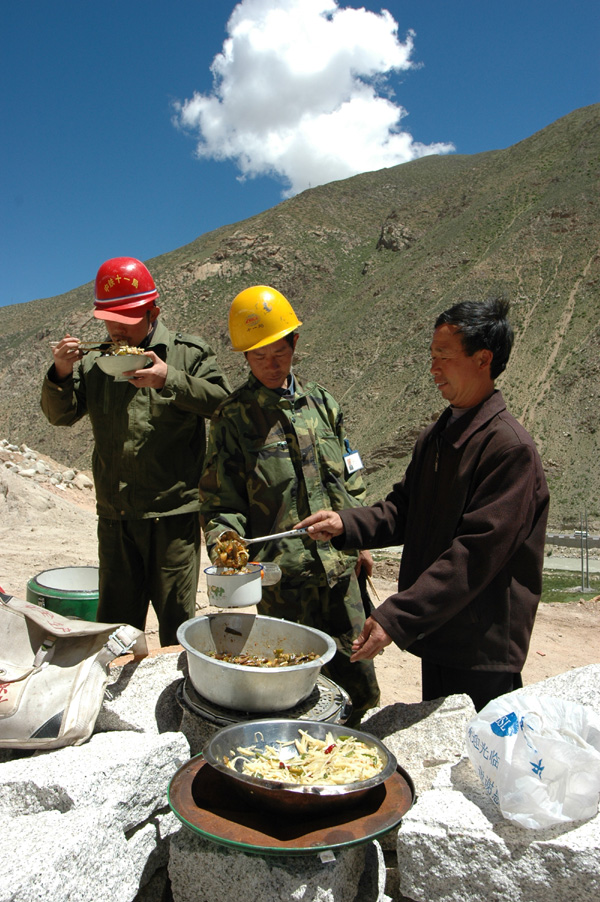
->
[228,285,302,352]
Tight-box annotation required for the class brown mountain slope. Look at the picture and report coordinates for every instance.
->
[1,104,599,530]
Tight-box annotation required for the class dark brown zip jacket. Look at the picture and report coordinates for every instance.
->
[338,391,550,671]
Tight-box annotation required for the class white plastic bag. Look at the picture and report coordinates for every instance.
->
[466,691,600,829]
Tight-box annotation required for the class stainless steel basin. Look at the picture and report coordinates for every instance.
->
[203,718,398,815]
[177,613,337,712]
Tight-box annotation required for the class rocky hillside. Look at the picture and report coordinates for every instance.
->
[1,104,599,530]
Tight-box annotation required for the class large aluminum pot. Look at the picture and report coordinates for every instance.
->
[177,613,336,712]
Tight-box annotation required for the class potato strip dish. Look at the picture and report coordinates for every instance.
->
[225,729,385,785]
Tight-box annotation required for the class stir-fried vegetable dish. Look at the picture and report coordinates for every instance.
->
[214,531,250,570]
[208,649,320,667]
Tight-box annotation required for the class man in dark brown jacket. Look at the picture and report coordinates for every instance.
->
[297,298,550,711]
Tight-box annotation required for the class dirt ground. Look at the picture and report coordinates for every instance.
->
[1,456,599,707]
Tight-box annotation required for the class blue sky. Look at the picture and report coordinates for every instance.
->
[1,0,598,308]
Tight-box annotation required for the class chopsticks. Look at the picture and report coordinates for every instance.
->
[77,341,111,349]
[366,574,381,603]
[49,340,113,352]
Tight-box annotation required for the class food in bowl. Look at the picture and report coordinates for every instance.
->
[103,342,147,356]
[207,649,320,667]
[225,727,386,786]
[214,531,250,570]
[203,719,399,815]
[217,566,253,575]
[204,563,263,607]
[95,349,152,381]
[177,615,337,711]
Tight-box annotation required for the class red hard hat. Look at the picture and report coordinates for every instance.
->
[93,257,159,323]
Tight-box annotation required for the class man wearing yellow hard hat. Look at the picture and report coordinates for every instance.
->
[200,286,380,724]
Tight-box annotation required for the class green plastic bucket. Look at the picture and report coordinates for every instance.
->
[26,566,99,620]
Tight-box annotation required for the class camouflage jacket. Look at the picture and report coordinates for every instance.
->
[199,372,367,587]
[41,320,230,520]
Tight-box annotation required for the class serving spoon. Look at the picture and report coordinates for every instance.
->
[216,527,309,547]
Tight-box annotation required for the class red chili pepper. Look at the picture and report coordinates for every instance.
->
[279,761,287,769]
[324,744,336,754]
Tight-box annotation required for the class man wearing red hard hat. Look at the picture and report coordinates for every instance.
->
[41,257,230,644]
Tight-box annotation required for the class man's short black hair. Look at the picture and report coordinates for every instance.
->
[435,298,514,379]
[283,331,297,348]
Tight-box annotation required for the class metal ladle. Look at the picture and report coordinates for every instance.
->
[214,528,309,586]
[216,527,309,548]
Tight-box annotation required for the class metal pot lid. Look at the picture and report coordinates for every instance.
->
[168,755,415,856]
[177,674,351,726]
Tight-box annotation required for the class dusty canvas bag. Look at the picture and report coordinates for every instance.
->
[0,591,145,750]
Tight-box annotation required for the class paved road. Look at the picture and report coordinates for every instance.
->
[543,556,600,573]
[378,548,600,574]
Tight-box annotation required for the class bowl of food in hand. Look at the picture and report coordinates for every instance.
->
[202,718,398,815]
[95,345,152,381]
[177,613,336,711]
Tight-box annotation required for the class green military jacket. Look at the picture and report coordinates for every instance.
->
[199,372,367,588]
[41,320,230,520]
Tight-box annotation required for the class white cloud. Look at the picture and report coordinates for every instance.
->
[173,0,454,195]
